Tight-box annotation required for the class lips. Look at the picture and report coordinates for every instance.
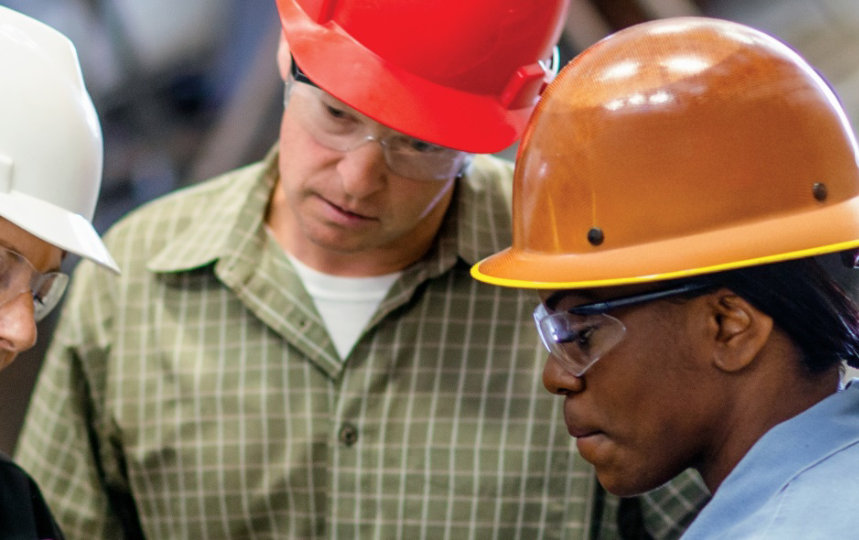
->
[318,194,377,222]
[567,425,601,439]
[564,402,602,439]
[332,201,371,219]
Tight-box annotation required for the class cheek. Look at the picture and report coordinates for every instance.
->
[593,442,694,497]
[395,178,454,220]
[584,321,707,494]
[587,384,705,496]
[279,118,303,178]
[279,113,329,176]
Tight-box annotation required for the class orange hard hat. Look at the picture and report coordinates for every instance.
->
[472,17,859,289]
[275,0,569,153]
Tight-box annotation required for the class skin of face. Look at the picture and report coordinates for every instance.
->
[266,37,457,277]
[0,218,63,371]
[539,286,733,496]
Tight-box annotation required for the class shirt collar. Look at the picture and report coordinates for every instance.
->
[147,146,280,274]
[427,154,516,270]
[684,383,859,536]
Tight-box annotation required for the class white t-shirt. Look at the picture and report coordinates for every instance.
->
[285,252,401,359]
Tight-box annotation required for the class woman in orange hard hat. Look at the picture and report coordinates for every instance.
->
[472,16,859,539]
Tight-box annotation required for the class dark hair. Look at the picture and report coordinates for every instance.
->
[707,256,859,373]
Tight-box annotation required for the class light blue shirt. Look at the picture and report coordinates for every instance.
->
[683,378,859,539]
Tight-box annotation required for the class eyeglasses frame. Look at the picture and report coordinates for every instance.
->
[0,244,69,322]
[285,57,473,181]
[534,280,716,376]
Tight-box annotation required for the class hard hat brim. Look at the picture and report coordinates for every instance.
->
[472,197,859,289]
[277,0,534,154]
[0,192,119,273]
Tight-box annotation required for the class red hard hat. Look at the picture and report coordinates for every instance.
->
[472,17,859,289]
[275,0,569,153]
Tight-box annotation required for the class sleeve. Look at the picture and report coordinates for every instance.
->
[14,256,142,539]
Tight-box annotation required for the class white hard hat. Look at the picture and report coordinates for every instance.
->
[0,6,118,273]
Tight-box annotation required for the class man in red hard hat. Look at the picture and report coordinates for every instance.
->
[19,2,706,537]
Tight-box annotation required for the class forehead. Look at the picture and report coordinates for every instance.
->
[0,218,63,272]
[540,284,657,310]
[298,82,352,111]
[293,80,422,139]
[540,289,590,310]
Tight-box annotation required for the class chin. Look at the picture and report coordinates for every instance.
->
[597,479,644,497]
[595,468,669,497]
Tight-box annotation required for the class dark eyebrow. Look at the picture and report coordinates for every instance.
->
[543,290,596,311]
[543,291,565,311]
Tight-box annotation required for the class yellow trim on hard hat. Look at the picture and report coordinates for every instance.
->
[470,239,859,290]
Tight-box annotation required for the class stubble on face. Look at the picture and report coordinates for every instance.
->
[267,112,456,276]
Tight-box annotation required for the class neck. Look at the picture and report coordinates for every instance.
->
[278,236,435,276]
[698,339,841,492]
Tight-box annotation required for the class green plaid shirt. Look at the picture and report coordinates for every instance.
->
[16,149,708,539]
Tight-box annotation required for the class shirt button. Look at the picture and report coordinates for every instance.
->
[339,423,358,447]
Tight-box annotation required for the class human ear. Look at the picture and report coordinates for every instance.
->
[277,32,291,81]
[709,292,773,373]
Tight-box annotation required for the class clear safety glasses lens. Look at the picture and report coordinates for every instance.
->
[284,78,473,181]
[533,303,627,376]
[0,246,68,322]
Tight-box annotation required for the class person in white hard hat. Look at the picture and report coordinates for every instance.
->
[0,6,117,538]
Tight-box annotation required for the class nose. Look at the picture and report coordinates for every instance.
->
[336,139,388,198]
[0,292,38,356]
[542,354,585,395]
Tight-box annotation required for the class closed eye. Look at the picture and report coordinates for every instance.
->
[323,103,350,120]
[405,139,443,154]
[559,325,596,348]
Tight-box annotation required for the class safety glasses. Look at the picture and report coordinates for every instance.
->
[284,60,473,181]
[533,281,714,376]
[0,245,68,322]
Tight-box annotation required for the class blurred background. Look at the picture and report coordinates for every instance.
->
[1,0,858,453]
